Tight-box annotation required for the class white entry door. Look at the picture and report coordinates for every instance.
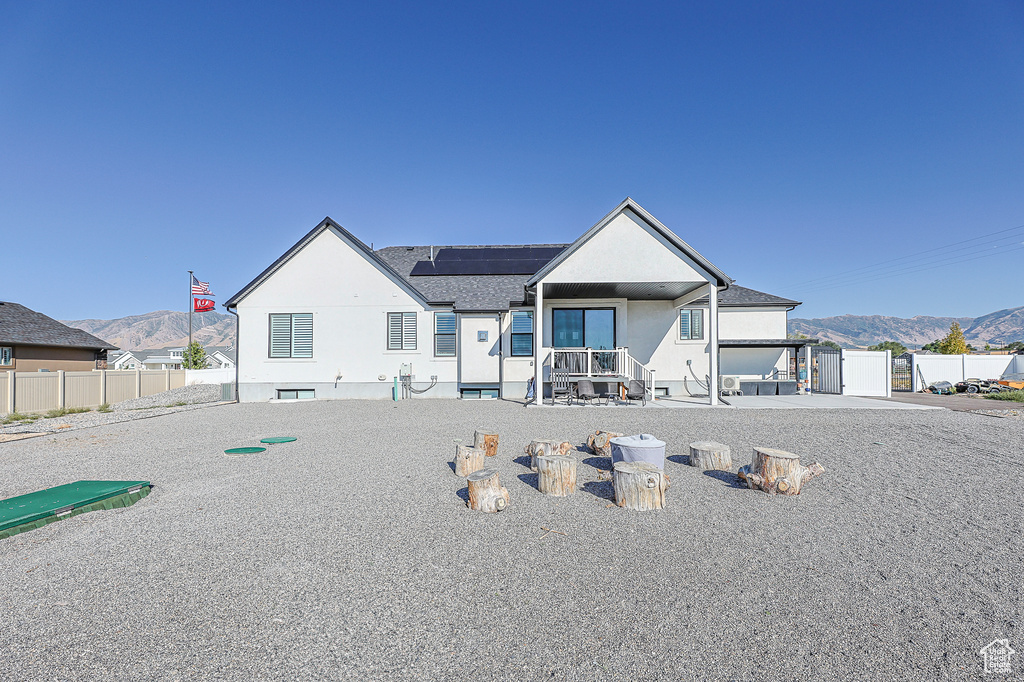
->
[459,315,501,384]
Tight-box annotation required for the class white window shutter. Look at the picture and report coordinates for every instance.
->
[388,313,403,350]
[291,314,313,358]
[270,314,292,357]
[402,312,417,350]
[679,310,690,340]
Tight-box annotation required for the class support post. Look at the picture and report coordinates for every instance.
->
[885,349,892,397]
[99,370,107,406]
[7,370,15,414]
[708,284,719,406]
[165,369,171,391]
[533,283,544,406]
[57,370,65,408]
[135,369,142,398]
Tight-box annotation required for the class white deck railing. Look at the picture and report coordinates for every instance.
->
[545,348,654,401]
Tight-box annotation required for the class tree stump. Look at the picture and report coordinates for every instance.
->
[587,430,623,459]
[536,453,577,496]
[467,468,510,513]
[612,461,668,511]
[737,447,825,495]
[688,441,732,471]
[524,439,572,471]
[454,443,485,477]
[474,429,499,457]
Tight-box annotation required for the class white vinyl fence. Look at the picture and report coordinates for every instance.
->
[185,367,235,385]
[841,350,891,397]
[911,354,1017,392]
[1,369,186,416]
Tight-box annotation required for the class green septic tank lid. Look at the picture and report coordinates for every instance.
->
[224,447,266,456]
[260,437,297,444]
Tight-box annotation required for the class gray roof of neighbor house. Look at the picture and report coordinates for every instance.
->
[375,244,570,311]
[0,302,117,350]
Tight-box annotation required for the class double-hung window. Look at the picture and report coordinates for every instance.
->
[269,313,313,358]
[679,309,704,341]
[434,312,456,356]
[510,311,534,356]
[388,312,417,350]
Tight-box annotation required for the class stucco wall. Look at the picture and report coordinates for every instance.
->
[2,344,100,372]
[718,307,788,340]
[543,209,709,284]
[236,228,458,401]
[720,348,788,379]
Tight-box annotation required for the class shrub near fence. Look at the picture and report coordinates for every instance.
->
[1,370,187,416]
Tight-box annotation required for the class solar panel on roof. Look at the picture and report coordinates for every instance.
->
[410,247,564,276]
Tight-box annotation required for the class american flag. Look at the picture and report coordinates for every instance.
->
[191,275,213,296]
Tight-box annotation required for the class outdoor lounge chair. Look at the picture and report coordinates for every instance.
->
[551,371,573,405]
[575,379,601,405]
[625,379,646,406]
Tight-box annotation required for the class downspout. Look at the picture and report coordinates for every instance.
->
[226,305,239,402]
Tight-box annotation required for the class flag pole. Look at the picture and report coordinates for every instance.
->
[187,270,193,365]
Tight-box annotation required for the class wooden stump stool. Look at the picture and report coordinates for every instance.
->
[738,447,824,495]
[688,441,732,471]
[475,429,499,457]
[587,430,623,459]
[454,443,485,477]
[536,453,577,497]
[524,439,571,471]
[612,461,668,511]
[467,468,510,513]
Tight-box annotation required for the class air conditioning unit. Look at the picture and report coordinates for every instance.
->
[721,376,741,391]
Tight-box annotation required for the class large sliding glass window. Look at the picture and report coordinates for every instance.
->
[552,309,615,349]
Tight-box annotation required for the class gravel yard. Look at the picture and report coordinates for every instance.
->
[0,399,1020,680]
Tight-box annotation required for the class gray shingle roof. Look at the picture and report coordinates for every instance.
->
[693,286,800,308]
[375,244,569,311]
[375,248,798,312]
[0,302,118,350]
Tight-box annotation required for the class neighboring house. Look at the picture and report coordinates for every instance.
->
[0,301,117,372]
[225,198,810,404]
[110,346,235,370]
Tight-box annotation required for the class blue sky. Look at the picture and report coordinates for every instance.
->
[2,1,1022,322]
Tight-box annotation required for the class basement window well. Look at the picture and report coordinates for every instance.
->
[276,389,315,400]
[460,388,499,400]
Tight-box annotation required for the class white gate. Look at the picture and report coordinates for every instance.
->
[842,350,891,397]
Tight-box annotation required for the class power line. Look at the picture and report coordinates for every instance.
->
[795,222,1024,288]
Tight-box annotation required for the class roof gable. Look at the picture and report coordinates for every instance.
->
[527,198,732,287]
[225,218,430,308]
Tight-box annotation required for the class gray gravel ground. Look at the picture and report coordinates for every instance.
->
[1,384,224,436]
[0,399,1021,680]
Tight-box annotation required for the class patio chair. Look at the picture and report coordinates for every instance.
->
[575,379,601,406]
[551,371,573,405]
[625,379,646,406]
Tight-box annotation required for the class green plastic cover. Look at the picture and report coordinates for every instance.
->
[260,437,297,444]
[224,447,266,455]
[1,480,151,539]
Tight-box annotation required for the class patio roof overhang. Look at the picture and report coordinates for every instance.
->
[720,338,820,349]
[529,281,707,302]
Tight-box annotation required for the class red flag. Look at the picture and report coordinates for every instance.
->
[193,298,215,312]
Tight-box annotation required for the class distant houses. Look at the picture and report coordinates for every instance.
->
[109,346,235,371]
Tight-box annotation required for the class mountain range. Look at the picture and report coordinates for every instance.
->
[61,311,235,350]
[789,306,1024,348]
[61,305,1023,351]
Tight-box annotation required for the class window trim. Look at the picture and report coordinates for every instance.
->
[387,312,417,351]
[510,310,534,357]
[268,313,314,359]
[434,312,456,357]
[678,308,705,341]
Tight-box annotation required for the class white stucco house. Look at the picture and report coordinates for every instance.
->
[225,198,809,404]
